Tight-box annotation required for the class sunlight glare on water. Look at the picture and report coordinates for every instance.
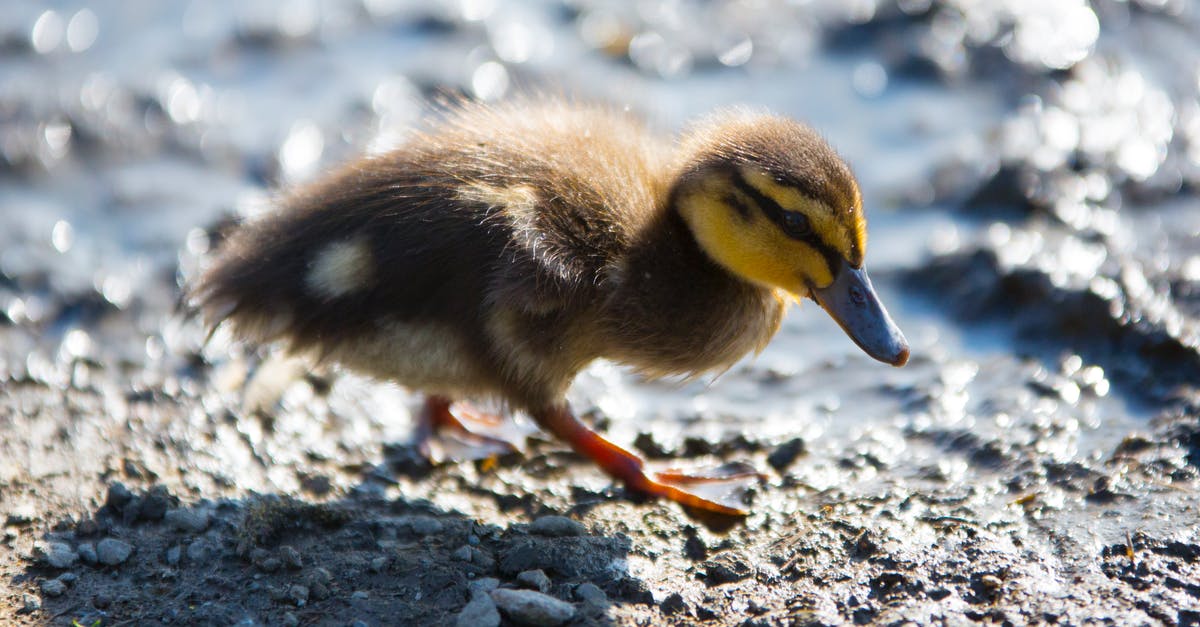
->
[279,120,324,183]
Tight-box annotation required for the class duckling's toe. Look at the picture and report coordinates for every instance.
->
[649,463,764,516]
[415,396,527,463]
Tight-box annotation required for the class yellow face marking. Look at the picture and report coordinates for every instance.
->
[679,179,834,295]
[739,168,865,264]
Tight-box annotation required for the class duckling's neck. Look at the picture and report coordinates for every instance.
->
[629,204,774,307]
[604,205,784,377]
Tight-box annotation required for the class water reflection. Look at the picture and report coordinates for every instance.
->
[30,10,64,55]
[50,220,73,253]
[470,60,510,101]
[65,9,98,52]
[278,120,324,183]
[1004,0,1099,70]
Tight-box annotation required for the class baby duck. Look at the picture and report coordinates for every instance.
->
[196,98,908,515]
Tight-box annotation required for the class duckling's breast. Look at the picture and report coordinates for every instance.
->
[605,287,784,379]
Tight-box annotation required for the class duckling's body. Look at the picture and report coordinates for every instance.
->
[198,99,908,515]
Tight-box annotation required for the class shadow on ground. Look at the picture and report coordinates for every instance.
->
[16,478,636,626]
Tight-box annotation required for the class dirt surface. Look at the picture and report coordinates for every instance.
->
[3,1,1200,626]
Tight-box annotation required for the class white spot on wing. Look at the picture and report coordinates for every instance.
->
[306,237,373,300]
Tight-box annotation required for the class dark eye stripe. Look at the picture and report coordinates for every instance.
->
[730,169,843,275]
[724,192,753,220]
[730,171,787,225]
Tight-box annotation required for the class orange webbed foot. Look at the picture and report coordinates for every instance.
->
[415,396,526,463]
[533,404,763,516]
[649,463,765,515]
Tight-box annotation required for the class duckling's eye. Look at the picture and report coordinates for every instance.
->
[781,211,811,239]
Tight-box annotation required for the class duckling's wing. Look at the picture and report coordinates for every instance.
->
[197,100,663,354]
[432,99,668,308]
[194,158,509,354]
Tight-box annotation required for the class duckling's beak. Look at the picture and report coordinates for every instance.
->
[810,260,909,366]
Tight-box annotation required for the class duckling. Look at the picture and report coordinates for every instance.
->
[195,98,908,515]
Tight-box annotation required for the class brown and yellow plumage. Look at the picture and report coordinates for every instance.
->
[195,97,907,515]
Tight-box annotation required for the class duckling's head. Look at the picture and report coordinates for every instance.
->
[671,111,909,366]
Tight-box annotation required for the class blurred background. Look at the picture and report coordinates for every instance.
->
[2,1,1200,624]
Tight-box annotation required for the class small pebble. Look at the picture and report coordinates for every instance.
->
[166,545,182,565]
[119,498,143,525]
[683,532,708,561]
[96,538,133,566]
[369,556,388,572]
[766,437,806,471]
[139,487,172,521]
[186,540,212,562]
[528,516,585,537]
[517,569,552,593]
[491,588,575,626]
[164,509,210,534]
[282,612,300,627]
[280,545,303,569]
[77,542,97,565]
[105,483,134,511]
[288,584,309,606]
[38,541,78,569]
[351,590,369,601]
[57,572,78,585]
[574,583,607,607]
[452,545,494,569]
[702,551,753,585]
[470,577,501,595]
[455,591,501,627]
[309,567,333,585]
[660,592,687,615]
[250,548,279,572]
[21,593,40,613]
[41,578,67,597]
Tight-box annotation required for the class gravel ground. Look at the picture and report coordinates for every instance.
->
[1,344,1196,625]
[2,1,1200,625]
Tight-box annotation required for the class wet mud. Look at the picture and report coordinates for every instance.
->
[3,1,1200,625]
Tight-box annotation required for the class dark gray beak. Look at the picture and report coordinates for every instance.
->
[810,260,909,366]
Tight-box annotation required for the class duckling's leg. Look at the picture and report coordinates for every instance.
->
[533,404,762,516]
[415,395,524,463]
